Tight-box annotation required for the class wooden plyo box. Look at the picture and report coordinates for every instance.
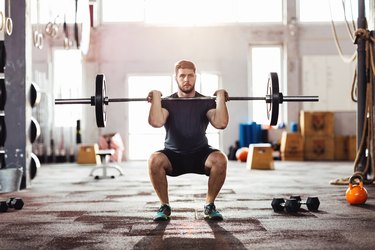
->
[77,144,101,164]
[281,152,304,161]
[247,143,274,170]
[280,131,304,161]
[280,131,304,152]
[300,111,334,137]
[304,136,334,161]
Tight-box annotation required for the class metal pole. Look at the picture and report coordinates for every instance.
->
[356,0,367,172]
[54,96,319,104]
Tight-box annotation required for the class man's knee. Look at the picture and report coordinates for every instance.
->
[207,151,228,173]
[148,152,170,174]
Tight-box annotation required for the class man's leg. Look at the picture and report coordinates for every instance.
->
[148,152,172,205]
[205,151,228,204]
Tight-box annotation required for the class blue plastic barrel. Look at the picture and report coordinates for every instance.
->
[239,122,262,147]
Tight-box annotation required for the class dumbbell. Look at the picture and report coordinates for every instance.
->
[0,198,24,212]
[271,198,300,213]
[6,197,24,210]
[289,195,320,211]
[0,200,8,212]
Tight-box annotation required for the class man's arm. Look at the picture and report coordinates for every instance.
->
[207,89,229,129]
[147,90,169,128]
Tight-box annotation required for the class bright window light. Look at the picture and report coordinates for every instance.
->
[128,76,172,134]
[299,0,358,22]
[128,76,171,160]
[53,49,83,127]
[251,46,281,125]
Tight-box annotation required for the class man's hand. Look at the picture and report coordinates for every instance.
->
[213,89,229,102]
[147,90,163,103]
[147,90,168,128]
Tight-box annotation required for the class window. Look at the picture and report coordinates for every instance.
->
[128,76,172,160]
[102,0,282,25]
[299,0,358,22]
[53,49,83,127]
[128,74,220,160]
[250,46,282,125]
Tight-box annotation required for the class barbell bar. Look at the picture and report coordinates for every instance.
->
[54,72,319,127]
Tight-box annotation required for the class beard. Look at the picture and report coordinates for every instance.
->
[178,84,195,94]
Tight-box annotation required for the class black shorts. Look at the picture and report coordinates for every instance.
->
[158,146,219,177]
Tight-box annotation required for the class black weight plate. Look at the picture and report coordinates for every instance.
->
[30,81,41,108]
[30,117,41,143]
[0,41,6,73]
[266,72,280,126]
[0,78,6,110]
[271,198,285,212]
[30,152,41,180]
[0,114,6,147]
[95,74,107,127]
[285,199,299,213]
[0,151,6,169]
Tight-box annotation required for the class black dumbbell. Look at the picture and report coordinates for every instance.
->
[290,195,320,211]
[6,197,24,210]
[271,198,300,213]
[0,200,8,212]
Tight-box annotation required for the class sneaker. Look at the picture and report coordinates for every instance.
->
[153,204,171,221]
[204,203,223,220]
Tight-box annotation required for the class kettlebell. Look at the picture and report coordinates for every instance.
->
[345,174,368,205]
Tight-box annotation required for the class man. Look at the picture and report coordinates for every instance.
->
[147,60,229,221]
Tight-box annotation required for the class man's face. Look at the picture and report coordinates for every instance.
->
[176,68,196,94]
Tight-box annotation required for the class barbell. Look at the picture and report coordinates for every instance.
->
[54,72,318,127]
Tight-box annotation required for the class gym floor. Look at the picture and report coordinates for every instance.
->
[0,160,374,250]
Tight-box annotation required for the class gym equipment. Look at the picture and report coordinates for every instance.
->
[30,153,41,180]
[55,72,319,127]
[30,81,41,108]
[76,120,82,144]
[30,117,41,144]
[289,195,320,211]
[0,78,6,110]
[6,197,24,210]
[89,149,124,179]
[0,151,5,169]
[5,0,12,36]
[0,113,6,147]
[346,174,368,205]
[45,17,59,38]
[33,30,43,50]
[247,144,274,170]
[235,147,248,162]
[271,198,300,213]
[0,41,6,72]
[272,196,320,213]
[0,200,8,212]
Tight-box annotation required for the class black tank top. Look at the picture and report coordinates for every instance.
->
[161,92,216,153]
